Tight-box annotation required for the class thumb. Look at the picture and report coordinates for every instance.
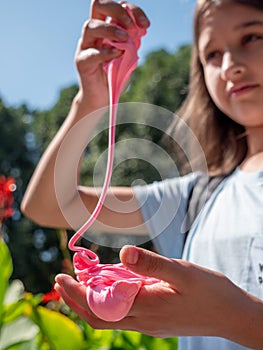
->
[120,245,187,288]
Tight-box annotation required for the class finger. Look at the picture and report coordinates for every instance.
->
[55,283,95,321]
[55,277,136,330]
[55,274,88,309]
[91,1,150,29]
[120,246,189,289]
[120,2,150,28]
[80,19,128,50]
[91,0,134,28]
[75,45,123,73]
[54,283,117,328]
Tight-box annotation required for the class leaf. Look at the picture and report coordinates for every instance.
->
[31,306,84,350]
[3,338,38,350]
[85,329,115,350]
[118,331,141,349]
[4,280,24,304]
[3,300,29,324]
[0,239,13,327]
[3,283,41,325]
[140,335,178,350]
[0,316,39,349]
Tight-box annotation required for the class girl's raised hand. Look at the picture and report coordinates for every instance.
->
[75,0,150,110]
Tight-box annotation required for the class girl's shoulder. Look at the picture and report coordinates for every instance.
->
[222,167,263,187]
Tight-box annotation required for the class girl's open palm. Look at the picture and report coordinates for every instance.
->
[55,246,263,348]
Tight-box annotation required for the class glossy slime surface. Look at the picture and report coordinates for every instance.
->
[68,6,160,322]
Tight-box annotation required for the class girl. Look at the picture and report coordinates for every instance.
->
[22,0,263,348]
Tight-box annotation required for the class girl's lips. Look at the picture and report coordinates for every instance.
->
[229,83,259,97]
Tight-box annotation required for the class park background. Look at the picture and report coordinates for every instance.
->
[0,1,195,349]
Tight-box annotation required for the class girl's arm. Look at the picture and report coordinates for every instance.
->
[21,1,150,234]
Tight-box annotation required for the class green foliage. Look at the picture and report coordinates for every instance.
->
[33,85,79,151]
[0,239,178,350]
[121,46,191,112]
[0,240,77,348]
[0,99,65,294]
[0,101,33,179]
[0,238,13,328]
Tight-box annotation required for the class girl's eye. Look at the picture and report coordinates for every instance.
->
[242,34,262,45]
[205,50,221,62]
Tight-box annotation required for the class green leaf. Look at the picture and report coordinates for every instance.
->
[4,280,25,304]
[3,300,29,324]
[0,316,39,349]
[140,335,178,350]
[85,329,115,350]
[31,306,84,350]
[3,282,42,325]
[0,239,13,327]
[117,331,141,350]
[3,338,38,350]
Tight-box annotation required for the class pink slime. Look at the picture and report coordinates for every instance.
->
[68,5,159,322]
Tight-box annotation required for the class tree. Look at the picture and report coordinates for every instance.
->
[33,85,79,151]
[0,100,63,293]
[122,45,191,112]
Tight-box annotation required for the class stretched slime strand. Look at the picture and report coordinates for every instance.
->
[67,83,117,264]
[68,4,146,263]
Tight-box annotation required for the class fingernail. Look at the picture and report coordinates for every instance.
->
[116,29,128,39]
[54,274,62,284]
[125,246,139,265]
[110,48,123,56]
[139,16,150,27]
[122,15,133,27]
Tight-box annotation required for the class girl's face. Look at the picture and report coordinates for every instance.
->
[198,3,263,132]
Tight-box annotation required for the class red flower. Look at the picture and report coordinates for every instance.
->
[42,286,61,303]
[0,175,16,223]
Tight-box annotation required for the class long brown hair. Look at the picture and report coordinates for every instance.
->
[175,0,263,175]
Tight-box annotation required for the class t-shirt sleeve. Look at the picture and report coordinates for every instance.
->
[132,172,201,258]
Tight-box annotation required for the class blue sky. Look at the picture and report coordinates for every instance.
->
[0,0,195,110]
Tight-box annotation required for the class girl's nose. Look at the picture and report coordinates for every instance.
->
[220,51,245,81]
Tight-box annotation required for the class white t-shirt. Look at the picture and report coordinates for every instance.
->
[133,168,263,350]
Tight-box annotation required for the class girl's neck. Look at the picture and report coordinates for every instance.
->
[240,152,263,172]
[240,127,263,172]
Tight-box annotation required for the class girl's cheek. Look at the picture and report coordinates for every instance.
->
[204,70,215,94]
[205,68,221,95]
[205,75,224,110]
